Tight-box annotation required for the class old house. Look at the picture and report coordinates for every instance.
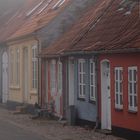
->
[40,0,112,123]
[0,0,29,104]
[3,0,97,112]
[41,0,140,138]
[6,0,72,108]
[36,0,100,117]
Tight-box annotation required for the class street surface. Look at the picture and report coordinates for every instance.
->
[0,106,125,140]
[0,119,44,140]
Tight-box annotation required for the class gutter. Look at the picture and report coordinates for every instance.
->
[39,47,140,59]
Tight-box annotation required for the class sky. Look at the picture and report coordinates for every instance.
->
[0,0,24,16]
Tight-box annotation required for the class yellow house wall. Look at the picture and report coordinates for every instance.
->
[8,39,38,105]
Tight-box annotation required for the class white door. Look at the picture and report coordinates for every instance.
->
[23,48,28,103]
[101,60,111,130]
[68,59,74,106]
[2,52,8,103]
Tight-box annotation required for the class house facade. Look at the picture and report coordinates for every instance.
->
[0,0,28,104]
[99,52,140,139]
[41,0,140,138]
[8,38,38,105]
[39,0,101,118]
[0,45,9,103]
[40,0,112,123]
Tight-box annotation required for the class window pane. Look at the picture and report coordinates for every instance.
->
[90,63,93,73]
[116,94,118,104]
[134,83,137,94]
[116,82,118,92]
[83,85,86,96]
[91,86,93,97]
[130,95,132,107]
[120,82,122,92]
[120,94,123,105]
[83,74,86,84]
[90,75,93,85]
[134,70,137,81]
[134,96,137,107]
[119,70,122,81]
[129,83,132,94]
[116,70,118,80]
[79,85,82,96]
[83,62,86,72]
[129,70,132,81]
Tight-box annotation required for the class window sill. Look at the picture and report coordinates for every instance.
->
[9,86,20,89]
[128,110,137,114]
[115,108,123,112]
[30,89,37,95]
[77,97,86,101]
[89,99,96,104]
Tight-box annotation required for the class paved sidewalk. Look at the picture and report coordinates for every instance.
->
[0,107,125,140]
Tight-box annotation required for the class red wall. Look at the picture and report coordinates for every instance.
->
[98,53,140,132]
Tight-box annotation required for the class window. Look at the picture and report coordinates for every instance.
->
[32,45,38,89]
[16,49,20,86]
[10,50,14,85]
[115,67,123,109]
[52,0,65,9]
[128,66,138,112]
[57,61,62,94]
[78,59,86,98]
[26,1,44,16]
[90,59,96,101]
[50,60,56,95]
[38,0,53,14]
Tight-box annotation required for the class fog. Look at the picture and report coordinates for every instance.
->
[0,0,25,16]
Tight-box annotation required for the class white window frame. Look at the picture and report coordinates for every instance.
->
[115,67,123,109]
[57,61,62,95]
[128,66,138,112]
[26,1,44,16]
[90,59,96,101]
[78,59,86,99]
[10,50,14,85]
[52,0,65,9]
[38,0,53,14]
[50,60,56,95]
[16,49,20,86]
[32,45,38,89]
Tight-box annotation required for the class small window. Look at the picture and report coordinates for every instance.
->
[90,59,96,101]
[52,0,65,9]
[128,66,138,112]
[78,59,86,99]
[37,0,53,14]
[26,1,44,16]
[115,67,123,109]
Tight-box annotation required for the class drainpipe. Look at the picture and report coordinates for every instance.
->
[94,54,99,130]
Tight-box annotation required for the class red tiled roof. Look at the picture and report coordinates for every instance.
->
[0,0,39,43]
[41,0,140,56]
[68,0,140,52]
[8,0,71,41]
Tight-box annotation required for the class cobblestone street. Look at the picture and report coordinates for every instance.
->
[0,107,126,140]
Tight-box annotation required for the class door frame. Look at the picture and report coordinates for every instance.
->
[2,51,8,103]
[100,59,111,130]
